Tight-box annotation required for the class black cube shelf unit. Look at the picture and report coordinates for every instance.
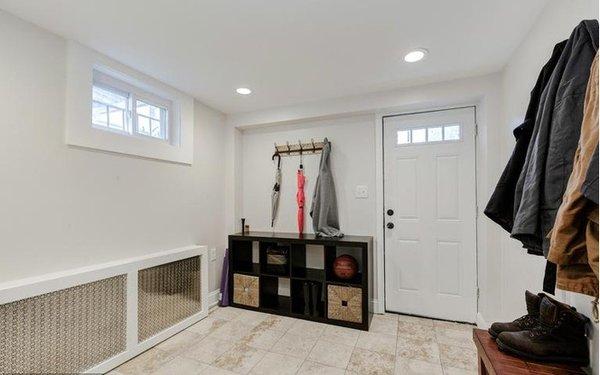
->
[228,231,372,331]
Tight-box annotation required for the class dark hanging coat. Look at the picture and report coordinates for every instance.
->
[484,40,566,235]
[512,20,599,257]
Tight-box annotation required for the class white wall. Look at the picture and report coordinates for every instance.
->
[241,115,376,235]
[231,73,504,316]
[499,0,599,372]
[0,10,227,294]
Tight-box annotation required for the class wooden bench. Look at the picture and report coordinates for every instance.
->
[473,329,586,374]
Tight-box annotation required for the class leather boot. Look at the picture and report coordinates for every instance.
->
[496,296,589,365]
[488,290,543,338]
[303,282,312,316]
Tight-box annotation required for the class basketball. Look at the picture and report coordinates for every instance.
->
[332,254,358,279]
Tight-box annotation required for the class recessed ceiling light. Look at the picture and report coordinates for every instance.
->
[404,49,428,63]
[236,87,252,95]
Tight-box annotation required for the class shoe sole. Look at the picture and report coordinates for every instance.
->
[496,339,589,366]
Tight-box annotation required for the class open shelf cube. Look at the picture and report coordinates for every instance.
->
[229,232,372,330]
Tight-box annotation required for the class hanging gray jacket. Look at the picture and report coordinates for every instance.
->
[512,20,599,256]
[310,138,343,237]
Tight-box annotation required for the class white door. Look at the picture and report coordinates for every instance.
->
[383,107,477,323]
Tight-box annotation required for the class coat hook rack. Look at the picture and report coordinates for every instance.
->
[273,138,326,156]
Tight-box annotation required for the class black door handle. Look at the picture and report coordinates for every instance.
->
[387,209,394,216]
[386,222,394,229]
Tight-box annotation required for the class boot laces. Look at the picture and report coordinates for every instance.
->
[514,314,536,328]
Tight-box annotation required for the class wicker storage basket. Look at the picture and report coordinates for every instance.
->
[233,274,259,307]
[327,284,362,323]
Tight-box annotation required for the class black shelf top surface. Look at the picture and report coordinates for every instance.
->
[292,267,325,281]
[229,231,372,246]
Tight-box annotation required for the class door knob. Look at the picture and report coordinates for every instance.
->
[386,222,394,229]
[387,209,394,216]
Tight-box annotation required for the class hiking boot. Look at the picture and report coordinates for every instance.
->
[496,296,589,365]
[488,290,543,338]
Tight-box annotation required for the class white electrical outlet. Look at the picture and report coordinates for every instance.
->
[210,248,217,261]
[355,185,368,199]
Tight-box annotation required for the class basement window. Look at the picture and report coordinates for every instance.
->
[92,70,171,141]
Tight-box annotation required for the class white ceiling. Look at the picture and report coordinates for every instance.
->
[0,0,547,114]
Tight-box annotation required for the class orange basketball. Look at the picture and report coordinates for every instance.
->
[332,255,358,279]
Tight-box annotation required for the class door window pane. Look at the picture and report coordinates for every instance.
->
[397,130,410,145]
[108,107,125,130]
[411,128,426,143]
[444,125,460,140]
[427,127,443,142]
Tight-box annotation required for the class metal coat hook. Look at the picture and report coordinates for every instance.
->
[298,139,304,169]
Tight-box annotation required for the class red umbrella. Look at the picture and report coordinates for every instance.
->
[297,168,305,234]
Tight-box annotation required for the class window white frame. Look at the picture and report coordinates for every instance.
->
[66,41,194,164]
[93,70,172,142]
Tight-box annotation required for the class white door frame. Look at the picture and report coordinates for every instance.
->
[374,105,480,318]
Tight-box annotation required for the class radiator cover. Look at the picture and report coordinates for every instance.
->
[137,256,202,342]
[0,275,127,373]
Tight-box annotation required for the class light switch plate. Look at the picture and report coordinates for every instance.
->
[355,185,368,199]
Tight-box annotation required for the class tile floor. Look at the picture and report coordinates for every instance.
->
[110,307,478,375]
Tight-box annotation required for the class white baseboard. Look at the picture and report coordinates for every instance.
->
[208,289,220,308]
[370,299,384,314]
[476,312,489,329]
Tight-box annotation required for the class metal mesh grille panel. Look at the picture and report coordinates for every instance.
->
[138,256,201,342]
[0,275,127,373]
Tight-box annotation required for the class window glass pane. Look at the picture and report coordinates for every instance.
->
[411,128,426,143]
[136,100,161,120]
[444,125,461,140]
[427,127,443,142]
[150,119,162,138]
[108,108,125,130]
[138,116,150,135]
[92,101,108,127]
[397,130,410,145]
[93,86,127,109]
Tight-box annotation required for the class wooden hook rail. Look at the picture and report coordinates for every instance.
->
[273,138,325,156]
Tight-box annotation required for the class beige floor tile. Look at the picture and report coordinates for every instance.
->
[321,325,361,346]
[307,338,354,369]
[297,360,347,375]
[199,365,239,374]
[249,352,303,375]
[369,314,398,336]
[397,321,436,341]
[182,336,235,364]
[270,331,318,359]
[117,348,175,375]
[233,309,270,327]
[443,366,478,375]
[207,320,255,342]
[210,307,244,321]
[433,320,474,332]
[187,316,229,337]
[356,331,396,356]
[396,337,440,364]
[287,319,327,339]
[239,327,286,350]
[438,344,477,371]
[435,327,476,349]
[397,314,435,327]
[347,347,395,375]
[212,343,267,374]
[150,356,207,375]
[255,314,296,332]
[395,357,444,375]
[156,330,204,357]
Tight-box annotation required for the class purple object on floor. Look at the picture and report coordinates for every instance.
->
[219,248,230,306]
